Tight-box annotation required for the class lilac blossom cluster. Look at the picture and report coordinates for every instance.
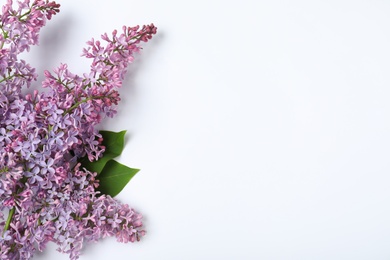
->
[0,1,156,259]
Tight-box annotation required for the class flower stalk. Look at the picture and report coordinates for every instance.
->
[2,207,15,237]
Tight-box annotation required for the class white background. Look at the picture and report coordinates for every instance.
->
[12,0,390,259]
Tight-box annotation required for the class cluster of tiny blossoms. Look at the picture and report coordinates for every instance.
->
[0,1,156,259]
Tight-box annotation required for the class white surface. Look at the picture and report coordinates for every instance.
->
[14,0,390,259]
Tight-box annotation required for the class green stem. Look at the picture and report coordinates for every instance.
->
[2,207,15,237]
[0,74,15,84]
[64,97,94,115]
[0,27,7,49]
[18,8,33,21]
[63,96,105,115]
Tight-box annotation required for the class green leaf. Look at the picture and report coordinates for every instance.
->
[81,130,126,174]
[100,130,126,157]
[97,160,139,197]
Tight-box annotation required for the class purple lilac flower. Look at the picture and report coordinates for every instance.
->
[0,1,156,259]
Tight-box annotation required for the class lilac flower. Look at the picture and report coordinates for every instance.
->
[0,0,155,259]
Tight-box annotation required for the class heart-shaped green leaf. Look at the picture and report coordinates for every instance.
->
[81,130,126,174]
[97,159,139,197]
